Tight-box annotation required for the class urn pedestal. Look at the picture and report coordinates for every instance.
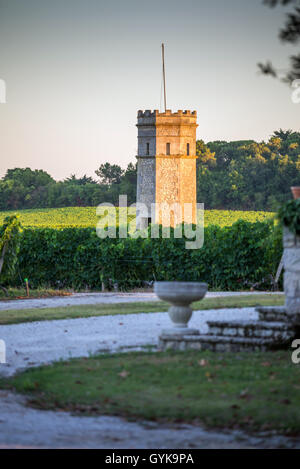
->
[283,227,300,327]
[154,281,208,336]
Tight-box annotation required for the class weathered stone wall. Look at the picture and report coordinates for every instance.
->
[137,111,156,157]
[155,110,197,157]
[136,110,198,227]
[136,157,155,228]
[179,157,197,224]
[284,227,300,325]
[155,156,180,227]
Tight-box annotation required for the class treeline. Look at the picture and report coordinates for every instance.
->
[1,129,300,211]
[197,129,300,211]
[0,163,137,210]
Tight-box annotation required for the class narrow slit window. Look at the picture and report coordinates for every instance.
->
[146,143,150,156]
[166,143,170,155]
[187,143,190,156]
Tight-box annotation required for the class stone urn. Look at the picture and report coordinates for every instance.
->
[283,227,300,327]
[154,281,208,336]
[291,187,300,200]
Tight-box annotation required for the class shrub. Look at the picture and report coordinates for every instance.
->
[278,199,300,235]
[0,215,22,285]
[10,220,282,292]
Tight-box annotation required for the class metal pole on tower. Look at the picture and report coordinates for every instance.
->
[162,43,167,112]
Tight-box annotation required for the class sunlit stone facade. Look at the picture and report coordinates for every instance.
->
[136,110,198,228]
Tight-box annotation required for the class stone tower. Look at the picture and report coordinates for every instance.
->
[136,109,198,229]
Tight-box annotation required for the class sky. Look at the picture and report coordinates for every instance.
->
[0,0,299,180]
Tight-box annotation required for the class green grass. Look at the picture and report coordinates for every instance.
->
[0,294,284,325]
[2,349,299,434]
[0,207,274,229]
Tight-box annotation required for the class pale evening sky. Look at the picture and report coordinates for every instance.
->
[0,0,299,180]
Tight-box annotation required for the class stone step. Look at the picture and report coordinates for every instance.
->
[158,333,293,353]
[206,319,293,341]
[255,306,287,323]
[192,335,291,352]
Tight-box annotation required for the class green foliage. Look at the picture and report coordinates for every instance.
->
[197,133,300,210]
[12,220,282,291]
[0,215,22,283]
[95,163,124,185]
[260,0,300,84]
[0,207,274,229]
[0,168,54,210]
[278,199,300,235]
[0,163,137,210]
[63,174,98,185]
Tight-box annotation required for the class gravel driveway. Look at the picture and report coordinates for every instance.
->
[1,390,298,449]
[0,308,258,377]
[1,302,297,450]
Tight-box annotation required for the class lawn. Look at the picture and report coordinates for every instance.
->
[2,349,299,435]
[0,294,284,325]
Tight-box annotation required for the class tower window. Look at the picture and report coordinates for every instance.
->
[166,143,170,155]
[187,143,190,156]
[146,143,150,155]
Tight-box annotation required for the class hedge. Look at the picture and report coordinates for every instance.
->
[10,220,282,291]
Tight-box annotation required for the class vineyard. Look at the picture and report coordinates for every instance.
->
[8,220,280,291]
[0,207,274,229]
[0,207,280,292]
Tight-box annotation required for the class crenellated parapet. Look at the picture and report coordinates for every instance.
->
[137,109,197,118]
[137,110,198,129]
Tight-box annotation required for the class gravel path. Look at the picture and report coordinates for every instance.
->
[0,307,299,449]
[0,291,282,311]
[0,308,258,377]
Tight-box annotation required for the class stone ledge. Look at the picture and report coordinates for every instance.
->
[158,333,294,353]
[256,306,288,322]
[207,319,291,330]
[206,319,293,339]
[159,333,200,342]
